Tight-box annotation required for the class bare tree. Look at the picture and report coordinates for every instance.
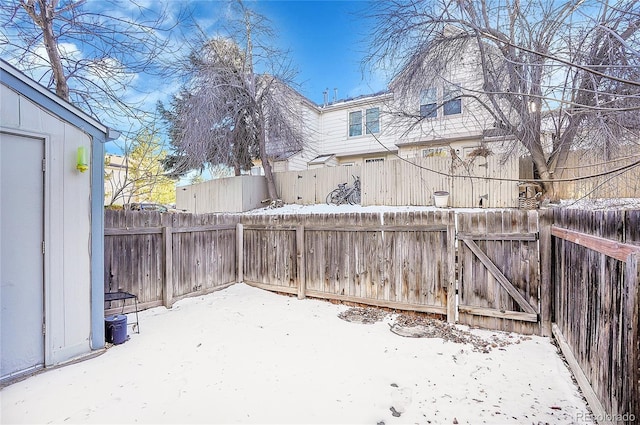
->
[159,1,306,204]
[0,0,187,124]
[365,0,640,198]
[105,126,177,207]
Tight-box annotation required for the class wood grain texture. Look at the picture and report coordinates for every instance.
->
[456,210,541,334]
[104,210,240,309]
[552,208,639,423]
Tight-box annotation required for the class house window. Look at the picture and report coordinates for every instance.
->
[365,158,384,164]
[349,111,362,137]
[349,107,382,137]
[420,88,438,118]
[422,147,448,158]
[443,84,462,115]
[365,107,380,134]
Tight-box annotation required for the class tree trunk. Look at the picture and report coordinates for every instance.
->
[24,1,70,100]
[257,118,279,203]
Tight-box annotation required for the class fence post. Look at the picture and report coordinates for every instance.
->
[623,253,639,421]
[446,212,456,323]
[297,225,306,299]
[162,226,173,308]
[236,223,244,283]
[538,209,553,337]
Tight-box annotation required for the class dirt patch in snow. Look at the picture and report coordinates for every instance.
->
[338,306,531,353]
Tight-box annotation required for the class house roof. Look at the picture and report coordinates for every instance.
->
[269,148,303,161]
[0,59,117,139]
[105,154,129,169]
[318,90,393,111]
[308,154,335,165]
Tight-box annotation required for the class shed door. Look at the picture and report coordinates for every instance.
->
[0,132,45,380]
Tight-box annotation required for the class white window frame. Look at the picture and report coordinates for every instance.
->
[420,88,438,118]
[349,107,382,137]
[348,110,362,137]
[443,83,462,116]
[365,107,380,134]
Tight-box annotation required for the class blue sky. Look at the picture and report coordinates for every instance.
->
[1,0,389,154]
[251,1,387,104]
[192,0,388,105]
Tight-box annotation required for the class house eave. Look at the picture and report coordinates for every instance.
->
[319,91,393,111]
[0,59,110,136]
[333,148,398,158]
[395,134,482,148]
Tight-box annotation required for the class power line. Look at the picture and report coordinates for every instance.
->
[367,128,640,184]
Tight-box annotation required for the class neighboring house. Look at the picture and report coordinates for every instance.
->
[104,154,135,206]
[271,33,514,172]
[269,93,321,173]
[271,91,398,171]
[0,59,118,383]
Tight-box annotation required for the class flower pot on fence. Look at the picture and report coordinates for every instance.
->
[433,191,449,208]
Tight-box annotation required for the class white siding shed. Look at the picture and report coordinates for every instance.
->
[1,59,116,383]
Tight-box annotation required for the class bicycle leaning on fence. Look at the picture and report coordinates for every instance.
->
[326,175,361,205]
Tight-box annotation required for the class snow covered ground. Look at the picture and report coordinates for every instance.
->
[244,197,640,215]
[1,283,589,424]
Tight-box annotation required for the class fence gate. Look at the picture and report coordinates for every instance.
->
[456,210,542,334]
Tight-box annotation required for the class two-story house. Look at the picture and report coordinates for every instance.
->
[271,31,514,172]
[272,91,397,171]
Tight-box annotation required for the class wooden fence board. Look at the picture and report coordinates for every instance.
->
[552,208,639,424]
[238,211,453,315]
[104,210,240,311]
[553,148,640,199]
[456,210,541,334]
[104,208,637,424]
[276,155,519,208]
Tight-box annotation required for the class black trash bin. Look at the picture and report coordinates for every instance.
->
[105,314,127,344]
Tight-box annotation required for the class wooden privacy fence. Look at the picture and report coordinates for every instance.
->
[554,149,640,200]
[104,210,240,314]
[456,210,551,335]
[104,208,638,424]
[361,155,519,208]
[519,149,640,200]
[239,211,457,320]
[273,155,519,208]
[274,165,362,205]
[551,209,639,425]
[104,209,546,335]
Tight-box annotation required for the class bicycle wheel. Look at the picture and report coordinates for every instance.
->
[326,189,342,205]
[348,189,361,205]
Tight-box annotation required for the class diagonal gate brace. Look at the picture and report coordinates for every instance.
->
[461,237,537,315]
